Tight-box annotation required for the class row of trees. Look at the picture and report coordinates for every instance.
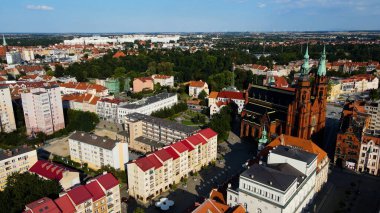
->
[207,105,233,141]
[151,103,188,118]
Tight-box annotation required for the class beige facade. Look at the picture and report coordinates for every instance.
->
[357,136,380,176]
[0,146,37,190]
[127,128,218,204]
[0,87,16,133]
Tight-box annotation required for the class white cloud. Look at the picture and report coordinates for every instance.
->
[258,3,267,8]
[26,5,54,11]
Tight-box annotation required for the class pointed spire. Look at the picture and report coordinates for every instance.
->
[317,45,327,76]
[259,126,268,144]
[232,62,235,88]
[301,43,310,75]
[2,34,7,46]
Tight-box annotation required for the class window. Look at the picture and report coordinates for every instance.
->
[257,208,262,213]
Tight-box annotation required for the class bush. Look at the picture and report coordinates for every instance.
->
[151,103,188,118]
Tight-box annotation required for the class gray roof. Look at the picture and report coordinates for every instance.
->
[0,146,35,161]
[135,136,165,148]
[271,145,317,165]
[69,131,120,150]
[119,92,177,109]
[126,112,198,134]
[241,163,302,191]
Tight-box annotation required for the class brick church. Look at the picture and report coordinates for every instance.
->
[240,46,328,144]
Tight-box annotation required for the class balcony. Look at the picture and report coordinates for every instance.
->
[107,191,113,196]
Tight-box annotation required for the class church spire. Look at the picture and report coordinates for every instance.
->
[2,34,7,46]
[317,45,327,76]
[301,44,310,75]
[258,126,268,145]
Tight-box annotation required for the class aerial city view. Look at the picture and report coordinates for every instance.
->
[0,1,380,213]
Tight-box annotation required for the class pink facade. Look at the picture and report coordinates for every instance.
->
[21,86,65,135]
[133,77,154,93]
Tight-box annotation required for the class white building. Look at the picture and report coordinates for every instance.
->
[69,131,129,171]
[21,50,35,61]
[189,80,209,98]
[227,145,317,213]
[0,86,16,133]
[96,98,126,123]
[357,135,380,176]
[63,35,180,45]
[151,74,174,87]
[6,51,22,64]
[117,93,178,123]
[365,100,380,134]
[21,86,65,136]
[208,91,245,117]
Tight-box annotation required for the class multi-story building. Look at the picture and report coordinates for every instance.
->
[0,86,16,133]
[59,82,109,96]
[151,74,174,87]
[22,172,121,213]
[334,127,361,170]
[105,78,120,94]
[124,112,198,153]
[328,75,379,101]
[208,90,245,116]
[6,51,22,64]
[96,98,126,123]
[189,80,209,97]
[117,93,178,123]
[62,93,100,113]
[133,77,154,93]
[127,128,217,204]
[69,132,129,170]
[357,135,380,176]
[21,86,65,135]
[0,146,37,190]
[227,145,317,213]
[365,100,380,135]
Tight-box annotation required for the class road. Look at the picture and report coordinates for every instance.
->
[323,104,342,159]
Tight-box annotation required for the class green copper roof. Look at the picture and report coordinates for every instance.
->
[301,44,310,75]
[258,126,268,144]
[317,45,327,76]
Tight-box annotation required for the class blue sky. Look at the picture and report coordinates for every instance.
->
[1,0,379,32]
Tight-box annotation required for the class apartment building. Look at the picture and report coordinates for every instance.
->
[62,93,100,113]
[0,86,16,133]
[124,112,198,153]
[208,90,245,116]
[133,77,154,92]
[151,74,174,87]
[117,93,178,123]
[227,145,317,213]
[96,98,126,123]
[328,75,379,101]
[188,80,209,97]
[22,172,121,213]
[127,128,217,204]
[0,146,37,190]
[357,135,380,176]
[59,82,109,96]
[69,132,129,170]
[21,86,65,135]
[365,100,380,135]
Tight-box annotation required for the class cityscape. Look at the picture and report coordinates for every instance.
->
[1,1,380,213]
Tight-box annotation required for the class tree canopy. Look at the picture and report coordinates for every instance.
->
[66,109,100,132]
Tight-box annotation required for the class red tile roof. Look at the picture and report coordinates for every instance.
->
[186,134,204,146]
[154,149,172,162]
[164,147,180,160]
[95,173,119,190]
[67,185,92,205]
[194,134,208,145]
[181,140,195,151]
[29,160,73,181]
[189,80,206,88]
[217,91,244,100]
[146,154,163,169]
[198,128,218,139]
[25,197,61,213]
[171,141,189,153]
[54,195,75,213]
[113,51,126,58]
[135,77,154,83]
[134,157,155,172]
[85,181,105,201]
[152,74,172,79]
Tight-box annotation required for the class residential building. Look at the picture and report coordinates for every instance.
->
[124,112,198,153]
[0,146,38,190]
[127,128,218,204]
[21,49,35,61]
[188,80,209,97]
[105,78,120,94]
[6,51,22,64]
[117,93,178,123]
[357,135,380,176]
[227,145,317,213]
[62,93,100,113]
[0,86,16,133]
[23,172,121,213]
[69,132,129,170]
[21,86,65,135]
[133,77,154,92]
[208,90,245,116]
[29,160,80,190]
[151,74,174,87]
[96,98,126,123]
[241,46,327,144]
[192,189,245,213]
[328,75,379,101]
[365,100,380,135]
[335,127,361,170]
[261,134,329,193]
[59,82,108,96]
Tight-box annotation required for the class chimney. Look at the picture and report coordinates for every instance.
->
[228,183,231,188]
[250,174,254,179]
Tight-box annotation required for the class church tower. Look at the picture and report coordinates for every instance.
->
[314,46,328,135]
[2,34,7,46]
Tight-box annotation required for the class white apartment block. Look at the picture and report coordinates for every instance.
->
[0,87,16,133]
[365,100,380,134]
[357,135,380,176]
[189,81,209,97]
[69,132,129,171]
[117,93,178,123]
[127,128,218,204]
[0,146,38,190]
[96,98,126,123]
[151,74,174,87]
[6,51,22,65]
[63,35,180,45]
[227,145,317,213]
[21,86,65,135]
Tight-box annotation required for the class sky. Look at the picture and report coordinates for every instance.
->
[1,0,380,33]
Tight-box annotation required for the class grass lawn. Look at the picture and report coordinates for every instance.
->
[181,120,197,126]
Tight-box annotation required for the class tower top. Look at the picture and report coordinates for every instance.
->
[2,34,6,46]
[317,45,327,77]
[258,126,268,144]
[300,44,310,76]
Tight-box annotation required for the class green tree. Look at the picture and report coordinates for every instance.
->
[0,173,61,213]
[198,90,208,100]
[208,105,233,141]
[66,109,99,132]
[133,207,145,213]
[54,65,65,77]
[369,89,380,100]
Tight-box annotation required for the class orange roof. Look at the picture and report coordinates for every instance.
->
[189,80,206,88]
[0,76,6,81]
[89,96,100,105]
[209,189,225,204]
[135,77,153,83]
[113,51,126,58]
[192,199,230,213]
[267,135,328,166]
[152,74,171,79]
[209,91,218,99]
